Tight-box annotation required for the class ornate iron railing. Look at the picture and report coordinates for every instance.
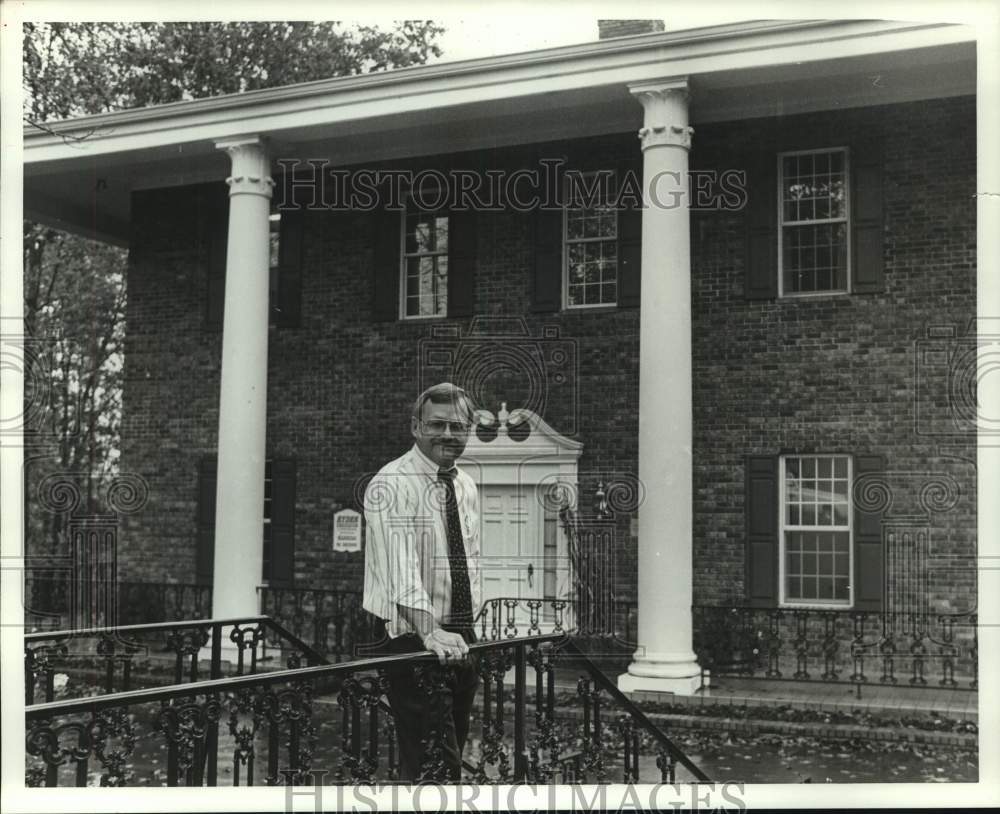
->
[693,605,978,698]
[257,586,373,663]
[258,586,641,663]
[25,627,709,787]
[24,575,212,629]
[24,616,324,704]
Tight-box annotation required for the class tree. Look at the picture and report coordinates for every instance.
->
[22,21,445,612]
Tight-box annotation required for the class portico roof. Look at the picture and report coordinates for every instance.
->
[23,18,975,245]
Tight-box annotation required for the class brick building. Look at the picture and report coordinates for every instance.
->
[23,19,979,694]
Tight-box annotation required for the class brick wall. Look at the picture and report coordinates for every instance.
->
[121,95,977,615]
[689,95,977,612]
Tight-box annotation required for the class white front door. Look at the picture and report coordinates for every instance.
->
[478,483,573,635]
[480,484,539,602]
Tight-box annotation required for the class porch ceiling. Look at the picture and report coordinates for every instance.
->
[22,19,975,247]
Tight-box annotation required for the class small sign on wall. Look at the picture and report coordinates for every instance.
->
[333,508,363,553]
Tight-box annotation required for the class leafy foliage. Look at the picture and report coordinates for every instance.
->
[23,21,443,121]
[21,21,444,581]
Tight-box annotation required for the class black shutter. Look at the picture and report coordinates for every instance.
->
[745,455,779,607]
[205,191,230,331]
[372,209,401,321]
[268,459,297,586]
[853,454,886,611]
[744,156,778,300]
[531,207,563,312]
[196,457,217,586]
[851,143,885,294]
[274,208,304,328]
[617,161,642,308]
[447,209,476,318]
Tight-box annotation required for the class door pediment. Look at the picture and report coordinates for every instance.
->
[460,403,582,490]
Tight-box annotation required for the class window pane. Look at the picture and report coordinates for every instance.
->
[802,576,818,600]
[436,217,449,253]
[786,457,799,478]
[269,231,281,270]
[834,457,848,478]
[834,577,849,600]
[567,212,584,240]
[802,458,815,478]
[786,574,801,600]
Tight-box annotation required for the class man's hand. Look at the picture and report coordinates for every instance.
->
[422,628,470,664]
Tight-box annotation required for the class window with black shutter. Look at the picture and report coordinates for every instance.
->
[206,190,303,331]
[371,192,476,322]
[744,452,884,610]
[532,158,641,312]
[745,142,883,300]
[196,457,296,586]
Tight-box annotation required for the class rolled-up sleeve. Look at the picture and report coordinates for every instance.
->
[363,472,434,622]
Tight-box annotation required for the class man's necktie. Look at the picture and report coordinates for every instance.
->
[437,468,474,635]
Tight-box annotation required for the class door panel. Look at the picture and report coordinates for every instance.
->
[481,487,535,601]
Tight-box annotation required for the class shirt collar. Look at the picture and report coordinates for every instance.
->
[409,443,455,477]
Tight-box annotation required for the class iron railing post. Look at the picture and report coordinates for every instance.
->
[211,624,222,679]
[513,643,527,781]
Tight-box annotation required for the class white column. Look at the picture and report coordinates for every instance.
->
[211,136,273,622]
[618,78,702,695]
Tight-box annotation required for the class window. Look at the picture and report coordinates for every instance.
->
[779,454,852,605]
[268,208,281,324]
[564,172,618,308]
[262,460,273,581]
[401,198,449,319]
[778,148,849,296]
[207,195,302,330]
[196,457,295,587]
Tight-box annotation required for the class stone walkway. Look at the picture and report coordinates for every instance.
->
[627,677,978,721]
[540,660,978,722]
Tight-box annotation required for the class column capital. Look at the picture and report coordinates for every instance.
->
[215,135,274,198]
[628,77,692,152]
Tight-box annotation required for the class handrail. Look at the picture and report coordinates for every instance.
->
[26,633,567,718]
[558,638,710,782]
[24,615,332,704]
[260,618,330,664]
[24,615,273,643]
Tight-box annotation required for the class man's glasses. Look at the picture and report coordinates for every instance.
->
[419,419,473,435]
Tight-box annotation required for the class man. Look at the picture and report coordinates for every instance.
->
[362,382,481,782]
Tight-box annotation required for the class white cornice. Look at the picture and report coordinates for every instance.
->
[23,20,974,166]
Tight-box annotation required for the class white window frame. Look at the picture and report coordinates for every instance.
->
[399,194,449,321]
[563,170,619,310]
[778,453,854,608]
[777,147,851,299]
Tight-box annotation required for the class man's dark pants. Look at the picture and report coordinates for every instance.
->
[380,630,479,782]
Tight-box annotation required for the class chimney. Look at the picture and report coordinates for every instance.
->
[597,20,665,39]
